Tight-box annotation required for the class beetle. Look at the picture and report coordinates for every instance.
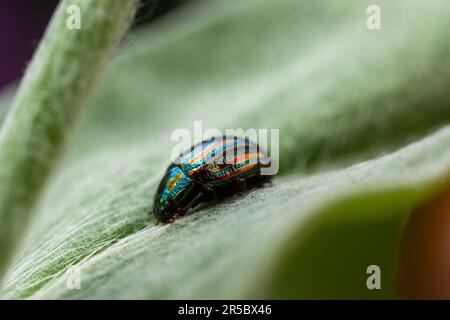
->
[152,135,272,223]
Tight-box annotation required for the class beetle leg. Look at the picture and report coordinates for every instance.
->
[169,192,207,224]
[202,183,218,201]
[183,192,206,211]
[237,178,247,192]
[231,177,247,195]
[169,213,183,224]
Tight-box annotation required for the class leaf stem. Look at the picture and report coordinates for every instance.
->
[0,0,137,283]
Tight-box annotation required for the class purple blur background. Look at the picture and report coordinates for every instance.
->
[0,1,58,91]
[0,0,193,92]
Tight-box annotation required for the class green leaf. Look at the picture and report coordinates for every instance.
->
[1,0,450,299]
[25,127,450,299]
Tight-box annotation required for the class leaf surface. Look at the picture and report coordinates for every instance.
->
[2,0,450,299]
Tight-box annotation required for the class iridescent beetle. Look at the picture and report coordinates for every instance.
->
[153,136,272,223]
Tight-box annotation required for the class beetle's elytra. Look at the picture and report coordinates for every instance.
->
[152,136,272,223]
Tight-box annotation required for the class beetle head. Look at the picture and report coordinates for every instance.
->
[153,165,194,223]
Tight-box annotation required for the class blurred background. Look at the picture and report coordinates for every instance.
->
[0,0,194,92]
[0,1,57,91]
